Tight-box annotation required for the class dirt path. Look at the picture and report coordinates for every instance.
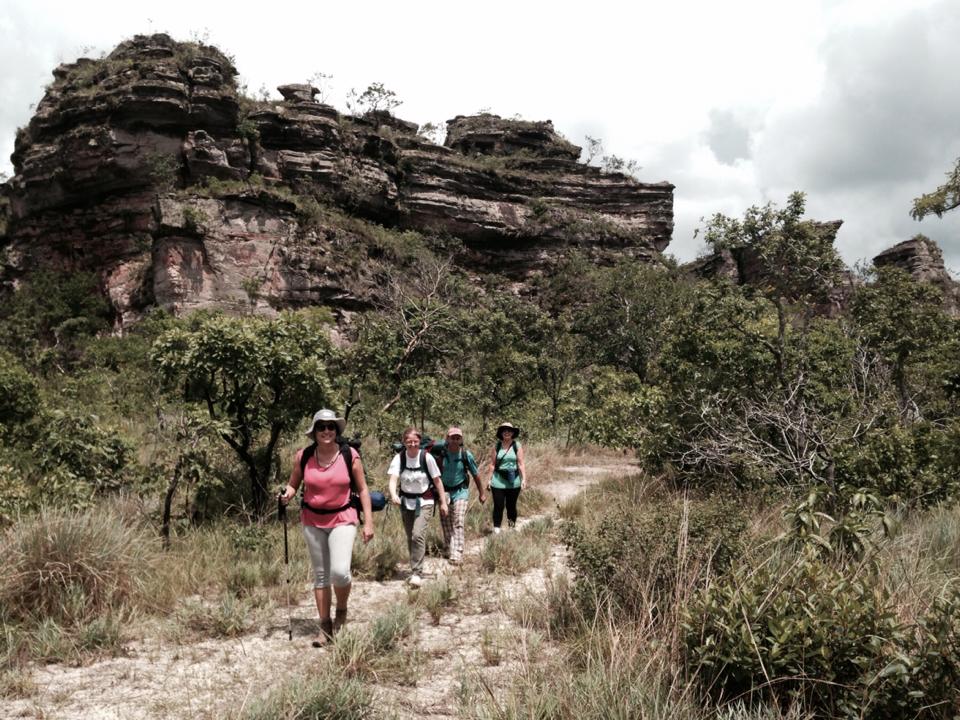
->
[4,461,639,720]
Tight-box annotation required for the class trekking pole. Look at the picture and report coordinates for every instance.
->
[278,491,292,641]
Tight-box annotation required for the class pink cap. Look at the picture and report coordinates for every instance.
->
[446,426,464,438]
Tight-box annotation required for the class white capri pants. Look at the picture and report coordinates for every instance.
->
[301,523,357,589]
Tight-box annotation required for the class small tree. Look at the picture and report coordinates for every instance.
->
[852,261,952,420]
[583,135,603,165]
[151,312,335,515]
[306,71,334,104]
[700,191,845,389]
[346,82,402,119]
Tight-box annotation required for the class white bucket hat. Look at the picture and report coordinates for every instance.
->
[304,408,346,436]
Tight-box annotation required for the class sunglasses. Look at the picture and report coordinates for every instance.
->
[314,422,338,432]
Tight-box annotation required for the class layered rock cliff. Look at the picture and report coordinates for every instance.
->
[0,34,674,328]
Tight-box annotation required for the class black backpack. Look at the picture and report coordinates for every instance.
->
[494,440,519,480]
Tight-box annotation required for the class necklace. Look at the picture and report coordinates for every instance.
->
[315,449,339,470]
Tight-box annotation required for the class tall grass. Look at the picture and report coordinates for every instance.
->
[480,520,553,574]
[0,507,156,625]
[351,506,407,580]
[465,607,705,720]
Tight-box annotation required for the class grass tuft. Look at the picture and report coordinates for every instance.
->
[242,669,373,720]
[480,523,552,574]
[174,593,255,639]
[417,577,457,624]
[0,507,156,626]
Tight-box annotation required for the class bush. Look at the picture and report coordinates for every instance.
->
[682,547,903,717]
[0,507,155,626]
[31,408,132,507]
[835,422,960,507]
[0,451,30,526]
[0,352,40,428]
[0,271,112,368]
[563,492,746,617]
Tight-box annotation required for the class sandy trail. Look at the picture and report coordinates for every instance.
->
[4,461,639,720]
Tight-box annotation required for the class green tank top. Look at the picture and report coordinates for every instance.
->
[491,441,521,489]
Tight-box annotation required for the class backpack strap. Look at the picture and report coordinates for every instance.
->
[494,441,517,474]
[299,443,317,478]
[399,449,435,499]
[442,448,474,492]
[340,442,357,493]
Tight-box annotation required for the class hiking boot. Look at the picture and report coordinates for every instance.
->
[311,618,333,647]
[408,574,423,588]
[333,609,348,635]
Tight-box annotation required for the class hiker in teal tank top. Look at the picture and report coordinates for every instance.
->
[439,426,485,565]
[484,422,527,532]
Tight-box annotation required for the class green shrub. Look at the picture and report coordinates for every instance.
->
[0,271,112,369]
[0,352,40,428]
[0,451,30,526]
[30,408,132,507]
[867,586,960,718]
[835,422,960,507]
[682,547,903,717]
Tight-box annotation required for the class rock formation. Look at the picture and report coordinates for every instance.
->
[685,221,959,316]
[0,34,674,328]
[872,234,960,315]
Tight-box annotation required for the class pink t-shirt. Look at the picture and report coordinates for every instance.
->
[292,446,359,528]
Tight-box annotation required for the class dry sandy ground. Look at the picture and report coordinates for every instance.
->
[3,461,639,720]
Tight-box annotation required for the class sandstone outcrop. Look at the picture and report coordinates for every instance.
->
[0,34,675,328]
[686,222,958,316]
[873,234,960,314]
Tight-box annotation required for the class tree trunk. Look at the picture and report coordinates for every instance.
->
[250,463,268,516]
[161,462,181,550]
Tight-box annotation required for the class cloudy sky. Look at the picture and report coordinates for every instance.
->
[2,0,958,271]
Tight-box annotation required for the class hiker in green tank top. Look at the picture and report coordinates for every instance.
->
[439,426,485,565]
[484,422,527,533]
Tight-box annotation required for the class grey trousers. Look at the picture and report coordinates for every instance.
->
[400,503,436,574]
